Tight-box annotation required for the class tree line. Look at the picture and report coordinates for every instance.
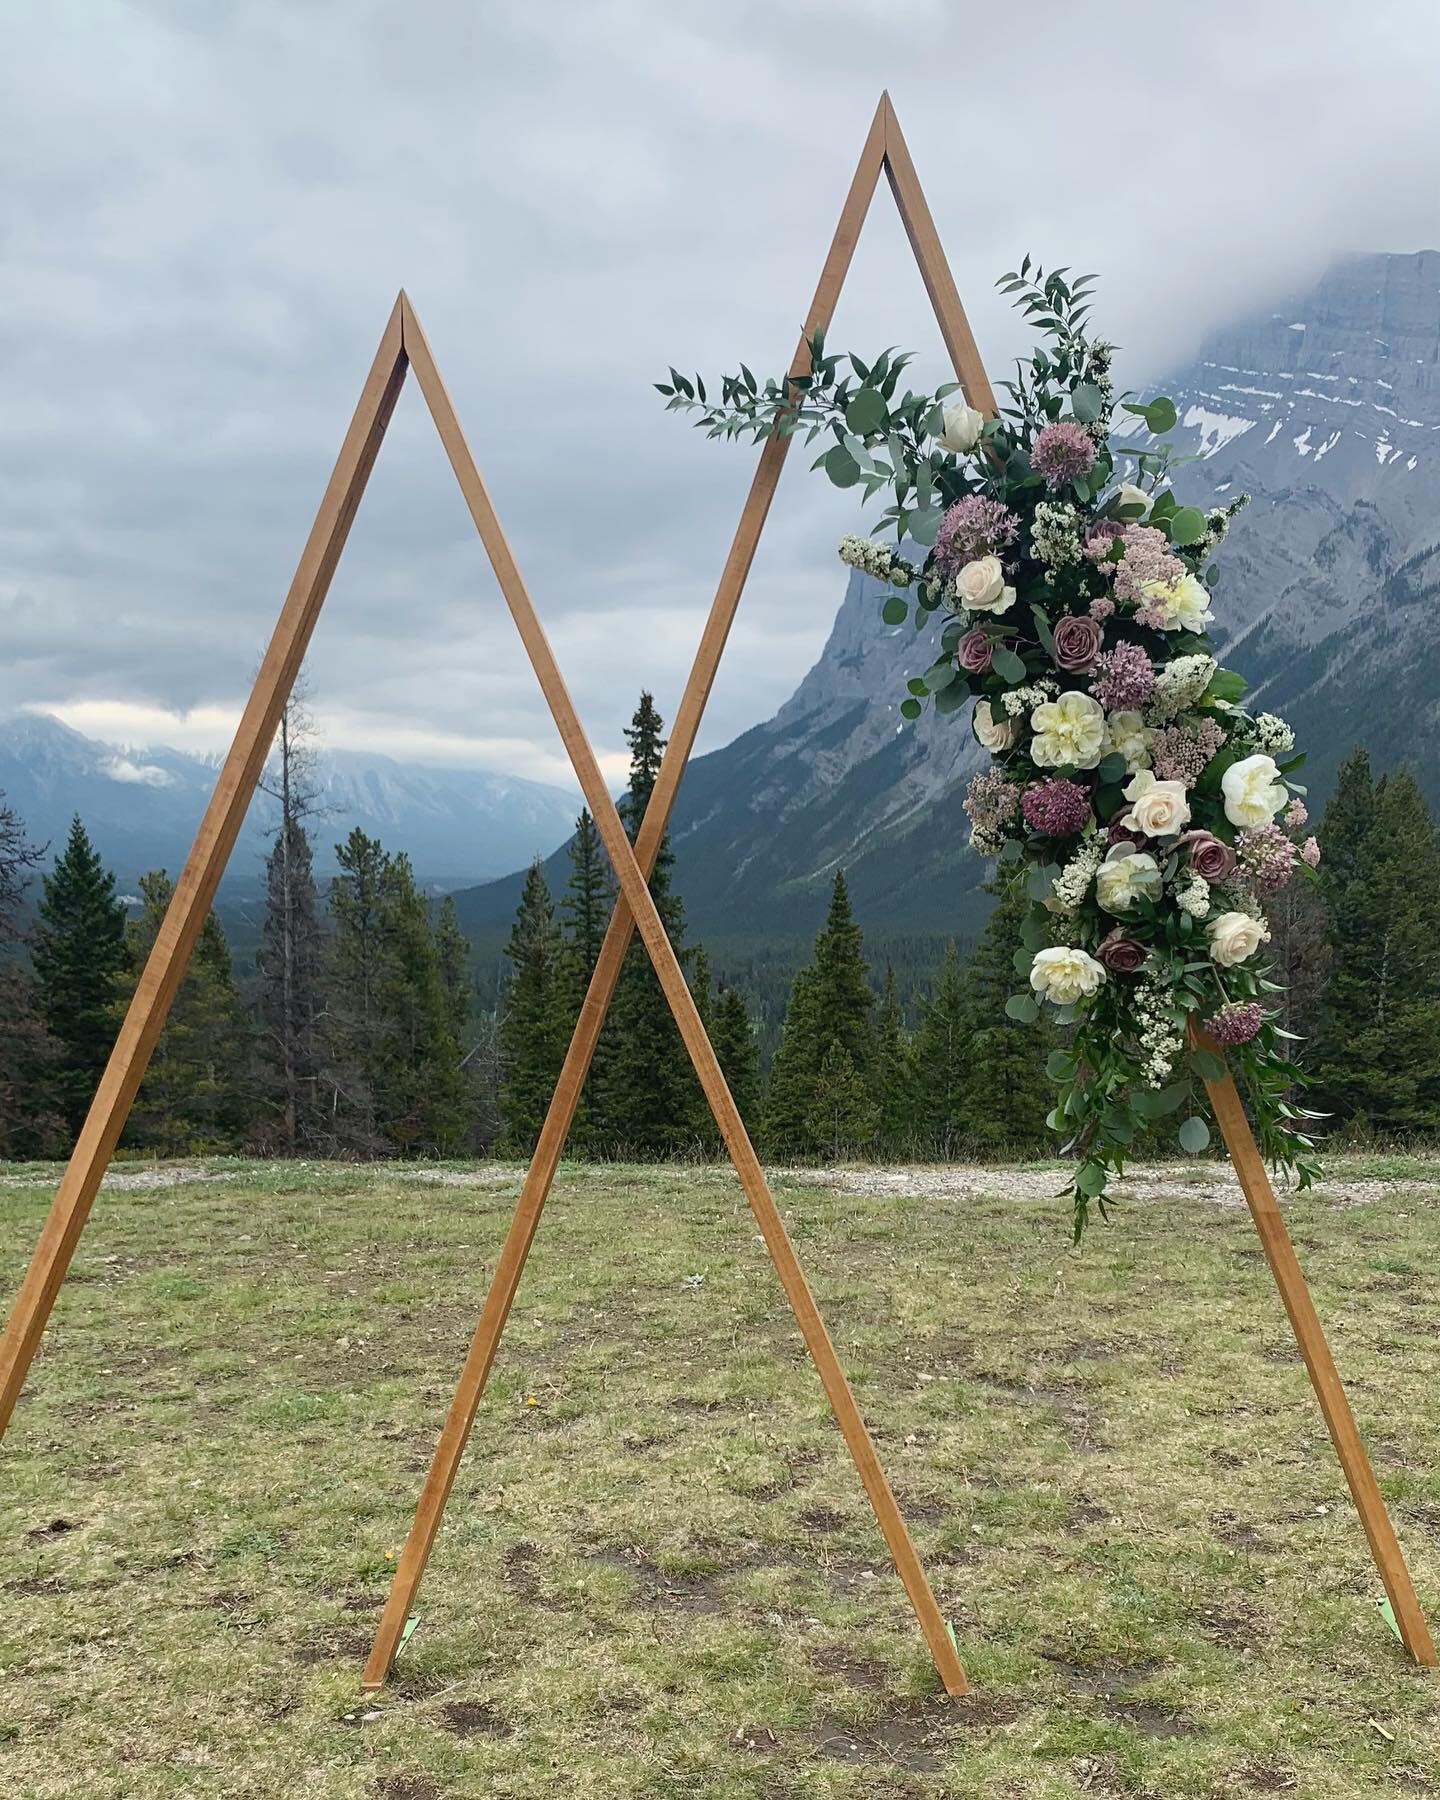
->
[0,701,1437,1162]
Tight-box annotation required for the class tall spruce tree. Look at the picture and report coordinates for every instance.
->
[373,854,469,1153]
[1312,760,1440,1134]
[324,827,391,1149]
[123,871,251,1152]
[710,983,761,1133]
[873,965,916,1155]
[256,815,324,1151]
[434,895,473,1043]
[914,943,971,1153]
[762,872,876,1157]
[558,808,613,1148]
[957,883,1055,1149]
[592,693,702,1154]
[0,795,63,1157]
[33,816,127,1132]
[498,860,566,1151]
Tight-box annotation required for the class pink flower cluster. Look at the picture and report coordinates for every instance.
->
[1151,718,1225,786]
[1237,824,1298,893]
[1112,524,1184,608]
[1084,520,1126,562]
[1021,777,1091,837]
[1302,836,1321,868]
[934,495,1019,578]
[1031,420,1094,488]
[964,769,1021,836]
[1091,640,1155,711]
[1205,1000,1265,1046]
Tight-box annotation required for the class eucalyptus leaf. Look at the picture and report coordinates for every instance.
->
[991,647,1027,684]
[1006,993,1040,1024]
[822,446,860,488]
[899,696,923,721]
[1178,1115,1211,1154]
[881,596,908,625]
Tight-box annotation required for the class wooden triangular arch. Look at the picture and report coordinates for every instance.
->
[0,95,1430,1699]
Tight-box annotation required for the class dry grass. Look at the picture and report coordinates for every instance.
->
[2,1155,1439,1797]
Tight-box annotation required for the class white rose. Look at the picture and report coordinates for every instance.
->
[1104,710,1152,773]
[1142,572,1214,633]
[1095,845,1163,913]
[972,699,1017,753]
[1115,481,1149,516]
[1208,910,1270,967]
[1120,769,1191,837]
[937,401,984,455]
[1029,945,1107,1006]
[956,555,1015,615]
[1221,753,1287,828]
[1029,690,1107,770]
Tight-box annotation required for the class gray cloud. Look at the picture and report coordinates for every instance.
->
[4,1,1439,786]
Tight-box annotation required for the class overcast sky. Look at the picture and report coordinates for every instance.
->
[5,2,1440,791]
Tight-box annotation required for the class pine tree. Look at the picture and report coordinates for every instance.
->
[592,693,701,1154]
[124,871,251,1152]
[255,816,324,1151]
[323,828,391,1149]
[710,983,761,1132]
[1312,763,1440,1134]
[434,895,473,1043]
[254,684,328,1152]
[807,1041,878,1160]
[914,944,971,1153]
[373,854,469,1153]
[558,808,613,1149]
[873,965,916,1155]
[0,795,63,1157]
[762,872,876,1157]
[498,860,566,1151]
[32,816,127,1133]
[957,883,1055,1150]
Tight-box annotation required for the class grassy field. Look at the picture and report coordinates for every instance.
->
[2,1155,1440,1798]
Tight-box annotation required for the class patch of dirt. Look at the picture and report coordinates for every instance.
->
[375,1779,442,1800]
[1200,1603,1265,1651]
[1210,1510,1276,1553]
[585,1545,749,1614]
[809,1644,892,1691]
[4,1574,67,1596]
[1235,1762,1298,1793]
[502,1541,569,1611]
[439,1699,512,1738]
[25,1517,78,1541]
[949,1693,1028,1729]
[811,1701,948,1772]
[732,1722,780,1753]
[1104,1697,1198,1738]
[340,1591,385,1612]
[1042,1651,1161,1698]
[799,1504,848,1534]
[1065,1496,1110,1528]
[293,1630,372,1666]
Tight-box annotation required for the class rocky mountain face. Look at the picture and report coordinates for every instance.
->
[664,250,1440,941]
[0,712,580,892]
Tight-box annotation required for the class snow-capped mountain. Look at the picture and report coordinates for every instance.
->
[0,712,581,890]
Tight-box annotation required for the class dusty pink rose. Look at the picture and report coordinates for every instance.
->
[1096,929,1148,974]
[1179,830,1236,882]
[1052,613,1103,673]
[956,627,993,674]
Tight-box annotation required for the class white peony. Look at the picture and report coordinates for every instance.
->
[1105,710,1153,773]
[1208,910,1270,967]
[956,555,1015,615]
[1114,481,1149,516]
[937,402,984,455]
[972,699,1018,753]
[1030,945,1107,1005]
[1221,753,1288,828]
[1095,844,1163,913]
[1142,572,1214,632]
[1029,690,1106,769]
[1120,768,1191,837]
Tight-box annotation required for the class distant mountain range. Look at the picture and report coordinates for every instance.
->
[451,249,1440,953]
[0,712,581,892]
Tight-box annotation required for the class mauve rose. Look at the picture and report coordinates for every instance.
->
[956,627,992,674]
[1179,829,1236,882]
[1052,613,1103,672]
[1096,929,1147,973]
[1108,820,1148,850]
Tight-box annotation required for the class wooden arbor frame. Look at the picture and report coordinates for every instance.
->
[0,94,1432,1693]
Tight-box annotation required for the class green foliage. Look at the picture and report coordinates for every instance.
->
[255,816,325,1152]
[32,816,128,1132]
[710,983,761,1134]
[498,859,566,1153]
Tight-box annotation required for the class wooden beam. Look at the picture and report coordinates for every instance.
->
[360,96,895,1689]
[0,301,410,1438]
[363,293,969,1697]
[1191,1022,1435,1665]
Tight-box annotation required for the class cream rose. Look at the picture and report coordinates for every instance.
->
[937,401,984,455]
[1114,481,1149,516]
[1221,753,1288,828]
[1142,572,1214,632]
[1095,845,1162,913]
[956,555,1015,615]
[1029,945,1107,1005]
[1104,710,1152,773]
[972,699,1017,753]
[1207,910,1271,967]
[1029,690,1106,770]
[1120,769,1191,837]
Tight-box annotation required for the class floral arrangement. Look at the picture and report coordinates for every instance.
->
[659,260,1323,1235]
